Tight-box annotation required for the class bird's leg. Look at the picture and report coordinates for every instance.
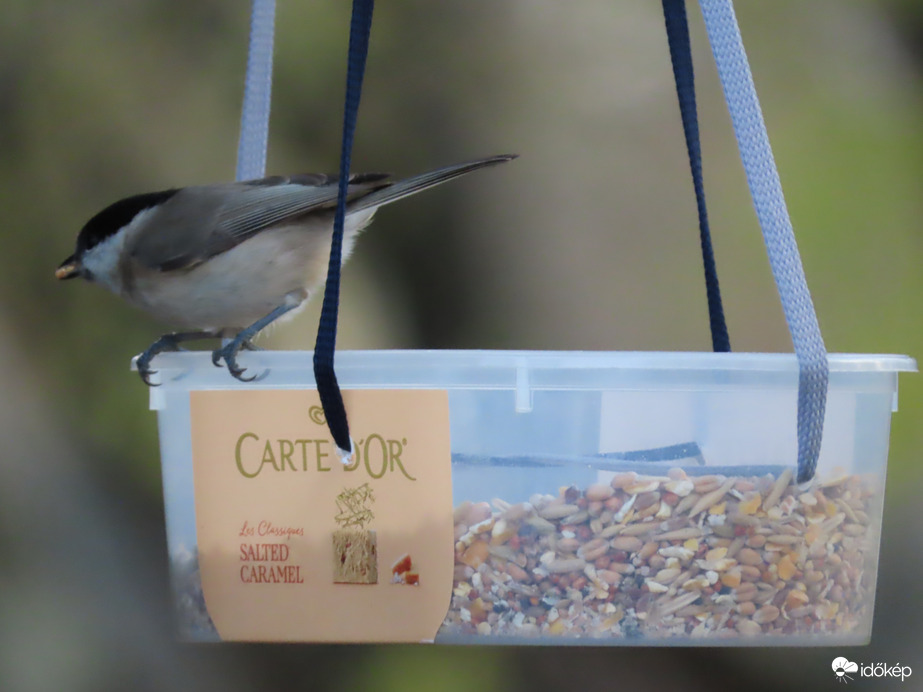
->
[136,330,221,386]
[211,291,305,382]
[240,337,263,352]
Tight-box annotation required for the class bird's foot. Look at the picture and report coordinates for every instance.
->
[136,331,221,386]
[136,335,182,386]
[210,298,302,381]
[211,335,258,382]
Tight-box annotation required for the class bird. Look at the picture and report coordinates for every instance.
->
[56,154,516,384]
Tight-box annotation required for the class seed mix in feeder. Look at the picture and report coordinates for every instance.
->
[438,467,876,640]
[172,464,876,642]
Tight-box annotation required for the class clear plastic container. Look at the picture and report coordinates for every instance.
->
[144,350,915,645]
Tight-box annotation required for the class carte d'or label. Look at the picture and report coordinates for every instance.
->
[189,389,453,642]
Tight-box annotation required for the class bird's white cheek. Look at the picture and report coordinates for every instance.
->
[80,233,130,295]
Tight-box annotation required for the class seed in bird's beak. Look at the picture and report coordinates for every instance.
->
[55,259,80,280]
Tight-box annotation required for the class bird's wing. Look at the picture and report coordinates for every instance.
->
[129,155,516,272]
[129,173,390,272]
[348,154,516,212]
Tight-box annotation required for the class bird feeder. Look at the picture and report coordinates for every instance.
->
[142,0,917,644]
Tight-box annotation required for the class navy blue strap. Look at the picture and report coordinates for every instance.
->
[314,0,375,455]
[662,0,731,353]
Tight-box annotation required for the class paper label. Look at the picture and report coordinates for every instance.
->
[189,389,453,642]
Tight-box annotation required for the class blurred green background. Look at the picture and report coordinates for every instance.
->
[1,0,921,690]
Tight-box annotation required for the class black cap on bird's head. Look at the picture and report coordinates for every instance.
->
[55,189,179,281]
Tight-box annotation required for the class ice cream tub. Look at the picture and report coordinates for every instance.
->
[142,349,915,645]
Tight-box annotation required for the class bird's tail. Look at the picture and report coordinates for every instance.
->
[351,154,517,212]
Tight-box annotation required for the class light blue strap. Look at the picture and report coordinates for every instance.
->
[236,0,276,182]
[698,0,827,482]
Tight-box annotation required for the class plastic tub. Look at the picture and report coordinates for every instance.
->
[144,350,915,645]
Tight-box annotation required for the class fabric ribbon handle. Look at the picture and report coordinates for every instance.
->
[235,0,370,457]
[314,0,376,457]
[236,0,276,182]
[698,0,828,482]
[235,0,827,480]
[662,0,731,354]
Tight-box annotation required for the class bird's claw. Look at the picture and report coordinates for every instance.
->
[211,339,258,382]
[227,353,257,382]
[137,362,160,387]
[136,336,180,386]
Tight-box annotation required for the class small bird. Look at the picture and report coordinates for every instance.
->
[56,154,516,384]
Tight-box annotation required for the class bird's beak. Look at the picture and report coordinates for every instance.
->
[55,255,80,280]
